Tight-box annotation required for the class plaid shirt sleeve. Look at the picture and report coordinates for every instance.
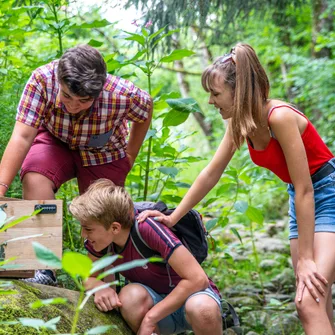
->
[16,71,47,128]
[126,83,152,123]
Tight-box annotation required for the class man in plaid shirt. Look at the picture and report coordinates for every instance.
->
[0,45,152,285]
[0,44,152,198]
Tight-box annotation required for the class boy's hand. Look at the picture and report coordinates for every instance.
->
[137,316,159,335]
[136,210,175,228]
[94,287,122,312]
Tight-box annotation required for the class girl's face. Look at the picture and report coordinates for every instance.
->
[208,76,234,120]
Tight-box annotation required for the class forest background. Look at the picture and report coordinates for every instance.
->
[0,0,335,334]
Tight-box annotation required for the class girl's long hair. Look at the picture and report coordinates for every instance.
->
[202,43,270,149]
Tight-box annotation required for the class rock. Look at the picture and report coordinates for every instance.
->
[242,310,270,330]
[269,268,296,293]
[228,296,262,308]
[0,280,132,335]
[255,238,289,254]
[267,314,302,335]
[259,259,280,270]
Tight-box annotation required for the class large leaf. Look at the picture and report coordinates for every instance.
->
[33,242,62,268]
[206,218,218,231]
[160,49,195,63]
[88,39,103,47]
[62,252,92,280]
[30,297,67,309]
[157,167,179,177]
[0,209,42,232]
[166,98,201,114]
[234,201,248,214]
[163,109,189,127]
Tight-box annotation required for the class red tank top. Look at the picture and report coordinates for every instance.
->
[247,105,334,183]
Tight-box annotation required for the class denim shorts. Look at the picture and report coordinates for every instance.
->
[136,283,222,335]
[288,159,335,239]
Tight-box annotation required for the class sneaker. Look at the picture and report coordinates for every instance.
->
[23,270,57,286]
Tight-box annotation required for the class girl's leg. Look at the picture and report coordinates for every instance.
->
[184,294,222,335]
[326,292,335,333]
[290,232,335,335]
[118,284,154,332]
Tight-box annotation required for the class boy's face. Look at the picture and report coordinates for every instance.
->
[80,221,113,252]
[59,83,94,114]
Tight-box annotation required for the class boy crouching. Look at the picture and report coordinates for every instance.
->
[69,179,222,335]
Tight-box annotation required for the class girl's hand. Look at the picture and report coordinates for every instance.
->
[296,259,328,302]
[136,210,175,228]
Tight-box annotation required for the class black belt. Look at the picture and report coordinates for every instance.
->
[311,159,335,184]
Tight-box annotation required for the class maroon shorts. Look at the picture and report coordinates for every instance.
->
[21,128,132,194]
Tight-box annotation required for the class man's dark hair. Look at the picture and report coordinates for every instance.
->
[58,45,107,98]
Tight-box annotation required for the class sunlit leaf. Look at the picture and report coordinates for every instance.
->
[166,98,201,114]
[163,109,189,127]
[157,167,179,177]
[75,19,112,29]
[62,252,92,280]
[246,206,264,225]
[85,325,116,335]
[88,39,103,47]
[90,255,120,275]
[160,49,195,63]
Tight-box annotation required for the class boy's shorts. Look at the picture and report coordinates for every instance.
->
[21,127,132,194]
[136,283,222,335]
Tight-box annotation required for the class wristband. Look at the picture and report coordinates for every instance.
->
[0,182,9,190]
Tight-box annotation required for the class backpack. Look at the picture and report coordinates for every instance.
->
[132,200,208,264]
[131,200,241,331]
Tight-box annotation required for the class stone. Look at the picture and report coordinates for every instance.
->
[0,280,132,335]
[259,259,280,270]
[255,238,289,254]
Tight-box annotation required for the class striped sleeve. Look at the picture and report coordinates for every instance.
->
[138,218,182,261]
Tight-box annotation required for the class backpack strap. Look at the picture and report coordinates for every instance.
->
[221,299,240,327]
[130,220,162,260]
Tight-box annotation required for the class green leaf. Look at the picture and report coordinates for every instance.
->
[85,325,116,334]
[33,242,62,268]
[163,109,189,127]
[246,206,264,225]
[97,259,152,280]
[90,255,120,275]
[157,166,179,177]
[205,218,218,231]
[166,98,201,114]
[148,26,166,41]
[30,298,67,309]
[160,49,195,63]
[75,19,112,29]
[88,39,103,47]
[0,209,42,232]
[234,201,248,214]
[62,252,92,280]
[152,29,179,48]
[141,27,149,37]
[216,183,235,196]
[0,290,17,295]
[230,227,243,244]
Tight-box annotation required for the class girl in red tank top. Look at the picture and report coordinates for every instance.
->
[137,43,335,334]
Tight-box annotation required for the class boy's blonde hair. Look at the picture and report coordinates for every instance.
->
[69,179,134,229]
[202,43,270,149]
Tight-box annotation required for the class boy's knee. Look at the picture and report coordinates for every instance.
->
[185,295,221,327]
[119,284,153,316]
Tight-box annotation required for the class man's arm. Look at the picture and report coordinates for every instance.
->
[137,245,209,334]
[126,98,153,166]
[0,122,38,196]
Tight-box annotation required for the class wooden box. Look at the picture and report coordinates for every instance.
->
[0,197,62,277]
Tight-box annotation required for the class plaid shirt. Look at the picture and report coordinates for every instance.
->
[16,61,151,166]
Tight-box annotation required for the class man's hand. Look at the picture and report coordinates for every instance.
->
[94,287,122,312]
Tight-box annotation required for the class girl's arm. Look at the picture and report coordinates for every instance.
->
[270,107,328,301]
[137,126,236,226]
[137,245,209,335]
